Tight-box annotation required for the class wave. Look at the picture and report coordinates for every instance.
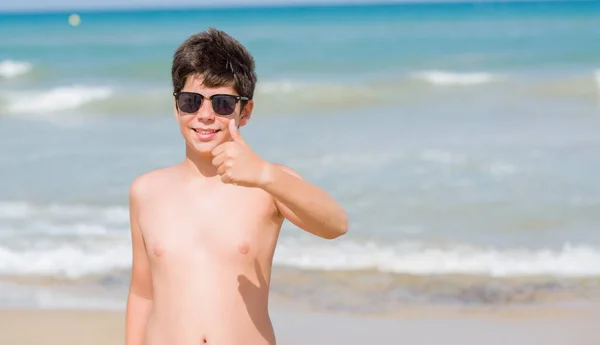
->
[0,242,131,278]
[0,235,598,279]
[1,238,599,278]
[0,80,408,117]
[0,60,32,79]
[410,70,504,86]
[275,239,600,277]
[0,201,130,278]
[2,200,599,278]
[259,70,600,107]
[1,69,598,117]
[4,85,113,114]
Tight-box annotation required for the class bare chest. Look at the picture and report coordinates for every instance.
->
[138,186,281,264]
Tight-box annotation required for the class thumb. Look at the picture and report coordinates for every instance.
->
[229,118,244,142]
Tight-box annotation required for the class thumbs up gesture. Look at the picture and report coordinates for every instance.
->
[211,119,270,187]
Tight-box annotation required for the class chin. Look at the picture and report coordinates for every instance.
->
[189,141,218,156]
[184,136,222,156]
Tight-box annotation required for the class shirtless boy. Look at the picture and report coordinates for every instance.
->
[125,28,349,345]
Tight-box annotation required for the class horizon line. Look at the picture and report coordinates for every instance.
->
[0,0,591,15]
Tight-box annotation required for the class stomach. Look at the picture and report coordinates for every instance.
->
[145,260,276,345]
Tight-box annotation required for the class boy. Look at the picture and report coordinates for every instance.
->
[125,27,348,345]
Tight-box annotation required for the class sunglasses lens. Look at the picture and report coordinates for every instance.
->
[212,95,237,115]
[178,93,201,113]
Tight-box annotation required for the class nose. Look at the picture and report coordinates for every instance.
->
[195,99,215,122]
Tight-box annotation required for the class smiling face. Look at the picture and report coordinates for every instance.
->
[175,74,254,157]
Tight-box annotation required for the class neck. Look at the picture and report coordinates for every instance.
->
[182,146,218,178]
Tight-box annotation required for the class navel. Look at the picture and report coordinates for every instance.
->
[153,243,165,257]
[238,243,250,255]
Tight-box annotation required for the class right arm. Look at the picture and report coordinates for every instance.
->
[125,178,154,345]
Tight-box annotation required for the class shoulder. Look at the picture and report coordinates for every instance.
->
[129,166,175,201]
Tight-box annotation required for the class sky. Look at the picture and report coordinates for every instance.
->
[0,0,566,13]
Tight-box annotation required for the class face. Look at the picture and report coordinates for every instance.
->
[174,74,253,157]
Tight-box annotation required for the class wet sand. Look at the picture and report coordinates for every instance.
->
[0,301,598,345]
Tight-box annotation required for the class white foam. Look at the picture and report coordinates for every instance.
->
[0,201,33,219]
[6,85,113,113]
[0,60,32,79]
[411,70,503,86]
[275,239,600,277]
[0,242,131,278]
[0,235,598,278]
[1,201,599,279]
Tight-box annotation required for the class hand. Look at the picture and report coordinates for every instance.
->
[211,119,270,187]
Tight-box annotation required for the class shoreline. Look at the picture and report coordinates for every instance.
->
[1,300,599,345]
[2,268,600,318]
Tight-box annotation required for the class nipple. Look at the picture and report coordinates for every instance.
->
[153,244,164,257]
[238,243,249,255]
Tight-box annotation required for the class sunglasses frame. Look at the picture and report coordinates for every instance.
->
[173,91,250,116]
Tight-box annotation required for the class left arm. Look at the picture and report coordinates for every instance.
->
[260,163,348,239]
[212,119,348,239]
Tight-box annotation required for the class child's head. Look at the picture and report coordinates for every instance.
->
[172,27,257,100]
[171,28,257,156]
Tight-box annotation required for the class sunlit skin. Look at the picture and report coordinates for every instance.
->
[125,74,348,345]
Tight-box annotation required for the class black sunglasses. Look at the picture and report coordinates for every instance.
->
[173,91,249,116]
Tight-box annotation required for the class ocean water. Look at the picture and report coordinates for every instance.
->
[1,1,600,313]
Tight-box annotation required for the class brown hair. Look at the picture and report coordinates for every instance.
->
[171,27,257,100]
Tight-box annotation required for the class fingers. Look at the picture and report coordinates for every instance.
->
[211,141,232,157]
[211,153,226,168]
[229,118,244,142]
[212,149,233,183]
[211,125,245,185]
[216,164,228,177]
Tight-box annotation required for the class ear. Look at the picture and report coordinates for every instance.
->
[238,100,254,128]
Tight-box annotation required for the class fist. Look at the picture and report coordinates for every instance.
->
[211,119,269,187]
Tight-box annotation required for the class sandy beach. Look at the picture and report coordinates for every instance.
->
[1,302,599,345]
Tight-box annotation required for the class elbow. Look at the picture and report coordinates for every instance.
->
[325,227,348,240]
[323,214,348,240]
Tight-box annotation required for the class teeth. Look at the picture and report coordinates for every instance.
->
[194,129,217,134]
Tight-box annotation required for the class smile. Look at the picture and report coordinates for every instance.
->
[192,128,221,134]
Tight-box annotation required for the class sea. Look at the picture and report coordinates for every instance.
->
[1,1,600,314]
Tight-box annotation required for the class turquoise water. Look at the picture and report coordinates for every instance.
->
[2,2,600,117]
[1,1,600,310]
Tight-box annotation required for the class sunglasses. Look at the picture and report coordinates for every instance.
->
[173,91,249,116]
